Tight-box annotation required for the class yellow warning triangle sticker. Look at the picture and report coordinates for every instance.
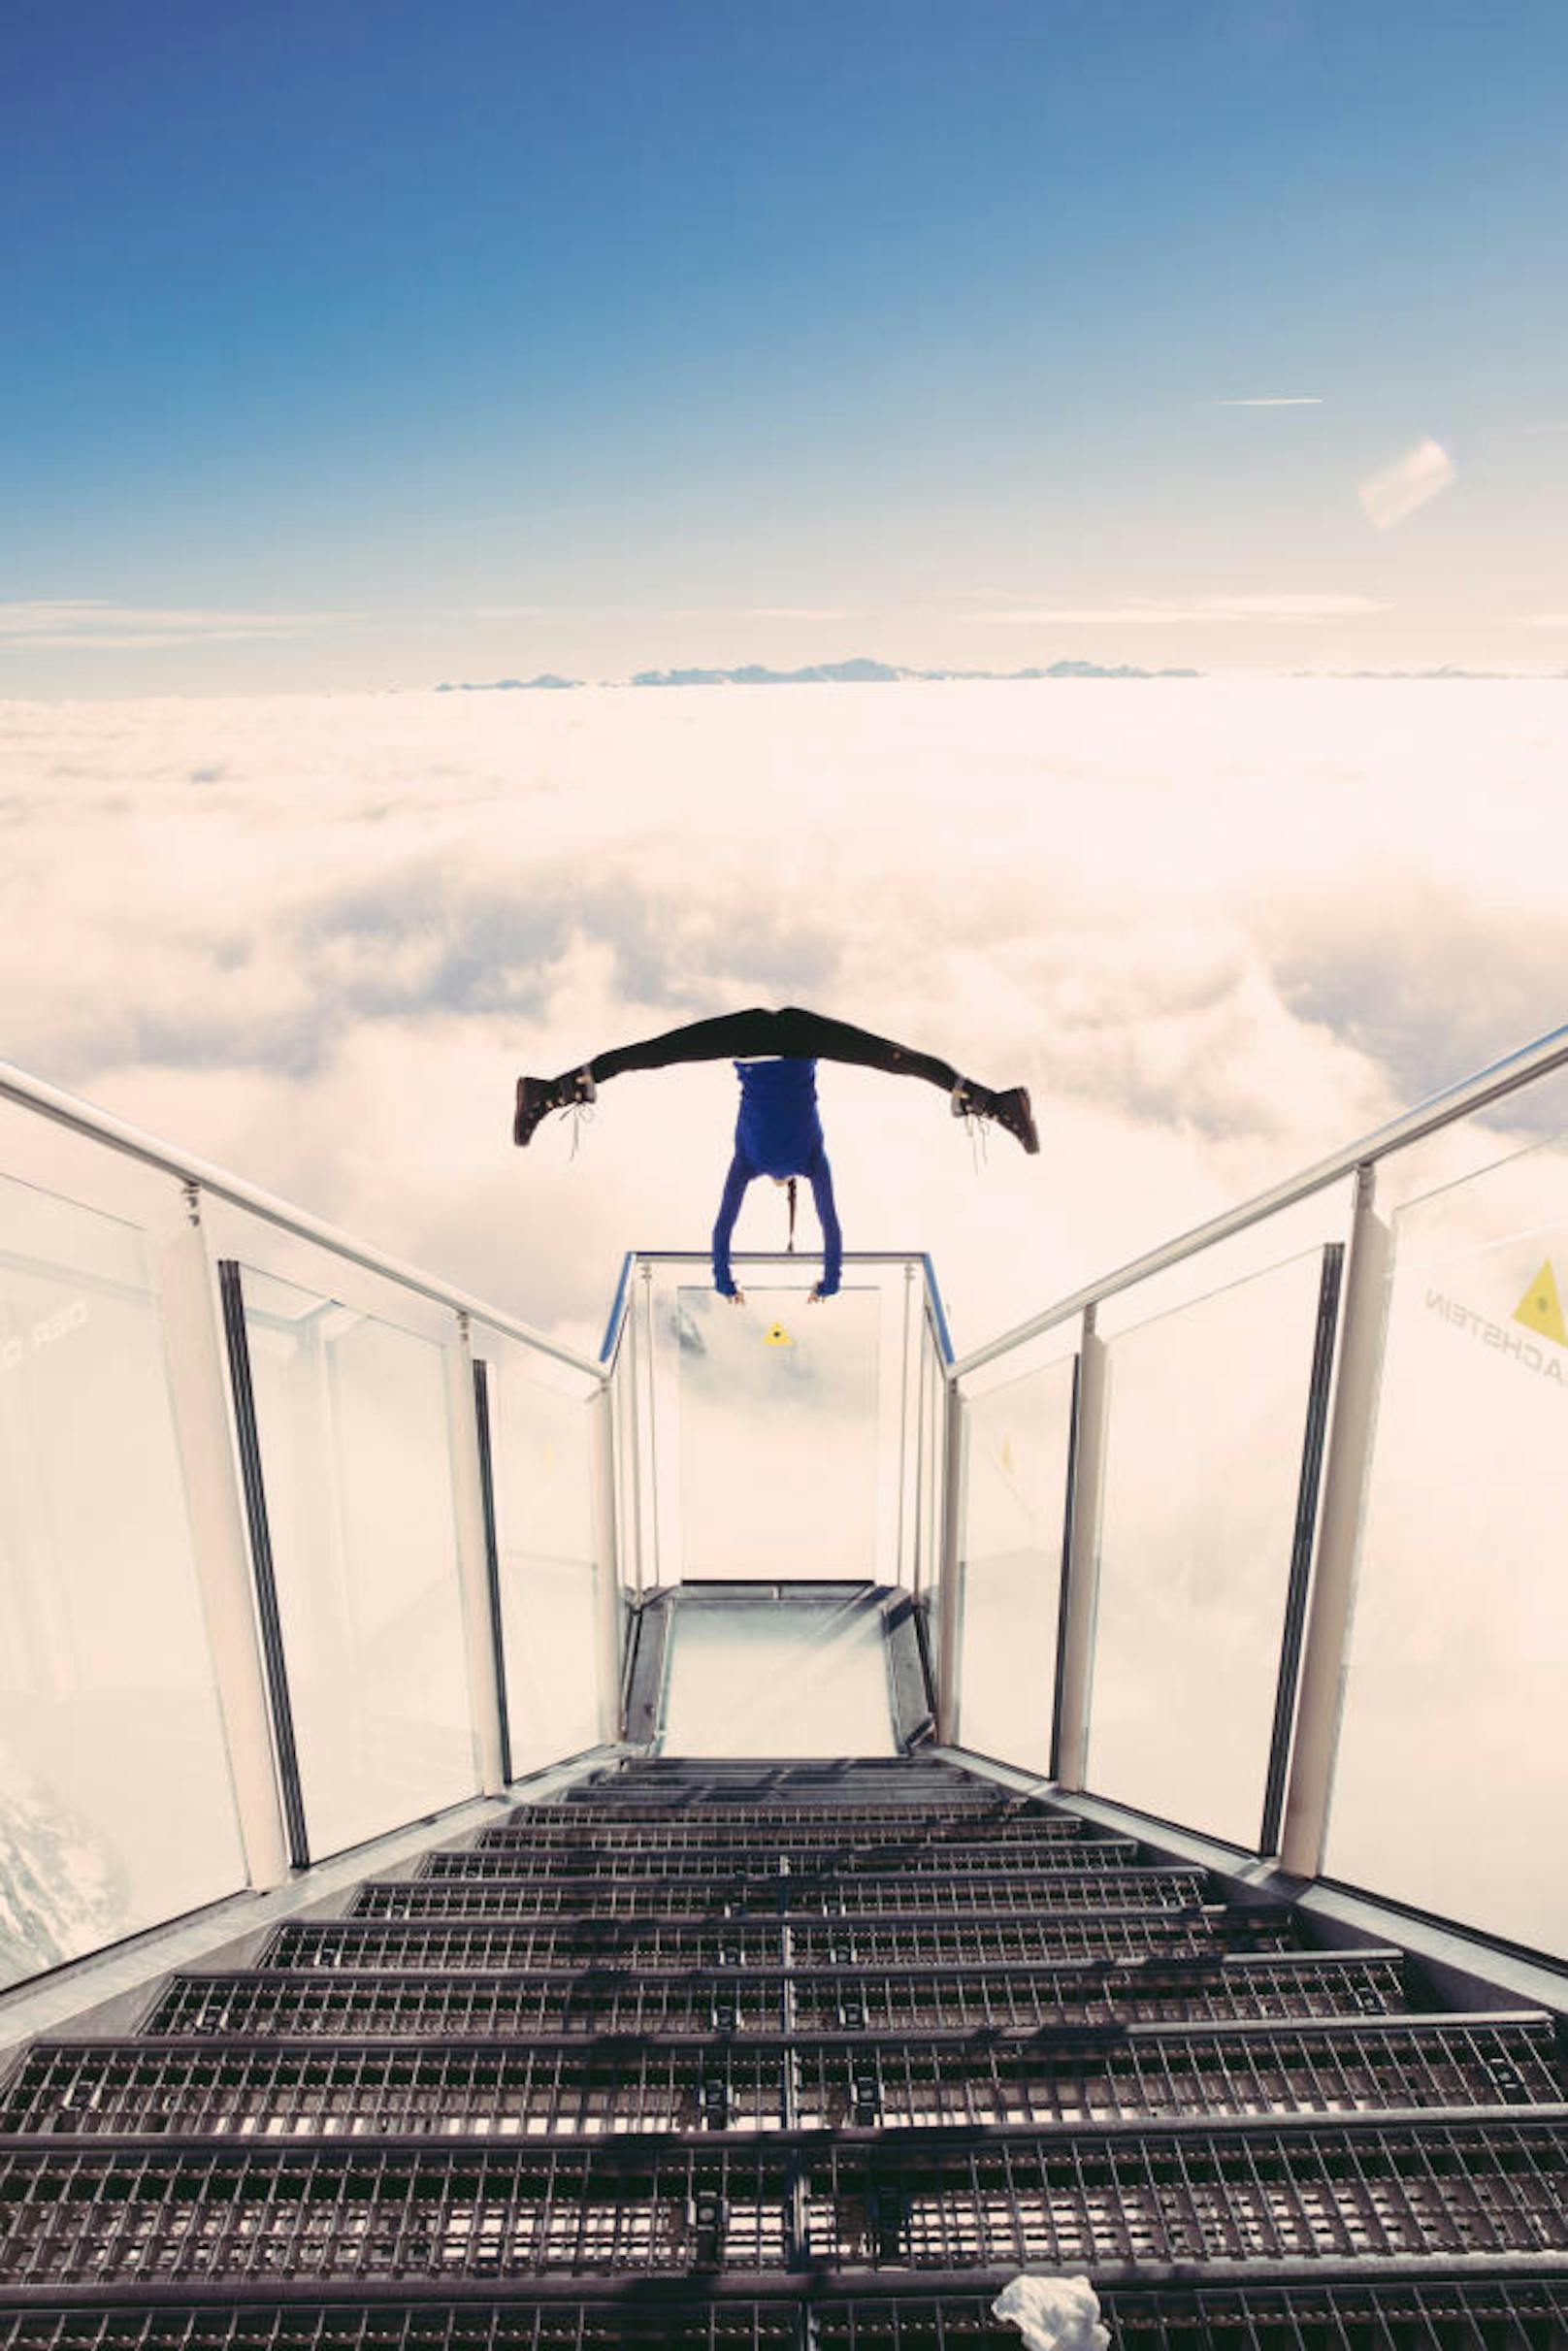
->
[1513,1258,1568,1347]
[764,1321,794,1348]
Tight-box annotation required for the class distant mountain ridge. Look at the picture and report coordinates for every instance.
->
[437,656,1203,691]
[437,672,581,692]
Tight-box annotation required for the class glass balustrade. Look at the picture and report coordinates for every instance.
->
[236,1268,478,1859]
[955,1353,1076,1774]
[1327,1135,1568,1959]
[474,1332,603,1776]
[5,1026,1568,1998]
[0,1172,245,1992]
[1085,1247,1335,1848]
[619,1255,945,1590]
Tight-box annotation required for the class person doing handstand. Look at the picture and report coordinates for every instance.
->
[513,1006,1036,1302]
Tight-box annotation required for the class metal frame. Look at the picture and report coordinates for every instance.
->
[950,1015,1568,1379]
[1259,1240,1345,1857]
[1047,1352,1082,1783]
[469,1359,514,1788]
[1053,1310,1108,1795]
[215,1259,310,1870]
[443,1323,509,1798]
[613,1252,954,1602]
[154,1199,291,1894]
[0,1059,602,1382]
[944,1019,1568,1895]
[1280,1165,1394,1878]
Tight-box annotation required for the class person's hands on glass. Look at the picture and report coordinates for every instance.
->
[727,1288,746,1307]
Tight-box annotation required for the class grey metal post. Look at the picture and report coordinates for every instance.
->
[1280,1160,1392,1877]
[444,1315,508,1797]
[590,1384,624,1742]
[933,1378,967,1744]
[1054,1306,1109,1793]
[155,1192,290,1891]
[894,1260,915,1584]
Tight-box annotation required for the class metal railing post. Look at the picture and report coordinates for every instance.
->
[934,1377,967,1744]
[155,1192,291,1891]
[590,1384,624,1742]
[445,1315,508,1797]
[1054,1306,1109,1793]
[1280,1162,1392,1878]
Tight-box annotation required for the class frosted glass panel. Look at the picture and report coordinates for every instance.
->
[661,1590,896,1756]
[0,1174,245,1991]
[674,1286,880,1578]
[484,1359,602,1775]
[1328,1143,1568,1957]
[959,1356,1074,1772]
[1088,1251,1328,1847]
[242,1272,476,1857]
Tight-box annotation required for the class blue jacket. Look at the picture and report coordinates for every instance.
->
[711,1059,842,1297]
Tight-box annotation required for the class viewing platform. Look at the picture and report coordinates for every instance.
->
[1,1032,1566,2345]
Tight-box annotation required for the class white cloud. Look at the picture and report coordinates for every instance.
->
[0,601,358,649]
[4,678,1565,1357]
[1358,438,1456,531]
[973,595,1388,626]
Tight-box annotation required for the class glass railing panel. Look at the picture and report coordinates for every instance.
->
[1087,1247,1332,1847]
[1327,1137,1568,1959]
[239,1268,477,1857]
[476,1337,602,1776]
[0,1171,245,1991]
[651,1269,885,1581]
[659,1585,897,1756]
[677,1281,880,1580]
[633,1254,930,1587]
[957,1353,1076,1773]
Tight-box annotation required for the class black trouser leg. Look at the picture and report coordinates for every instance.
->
[584,1009,790,1085]
[576,1005,962,1094]
[768,1007,961,1094]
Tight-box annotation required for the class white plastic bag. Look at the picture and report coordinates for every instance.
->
[992,2273,1111,2351]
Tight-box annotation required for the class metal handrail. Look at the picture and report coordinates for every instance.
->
[600,1248,953,1372]
[0,1059,603,1383]
[951,1017,1568,1380]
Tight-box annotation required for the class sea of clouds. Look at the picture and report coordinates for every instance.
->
[4,677,1566,1354]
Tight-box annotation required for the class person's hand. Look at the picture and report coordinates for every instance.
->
[727,1287,746,1306]
[809,1286,829,1303]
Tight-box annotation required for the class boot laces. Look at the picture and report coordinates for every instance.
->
[563,1097,596,1159]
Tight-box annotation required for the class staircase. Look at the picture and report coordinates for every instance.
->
[1,1753,1564,2346]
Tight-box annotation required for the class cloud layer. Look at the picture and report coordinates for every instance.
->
[3,679,1565,1354]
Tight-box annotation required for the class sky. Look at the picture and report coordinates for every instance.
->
[4,0,1567,690]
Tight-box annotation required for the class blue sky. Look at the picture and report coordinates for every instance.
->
[4,0,1566,688]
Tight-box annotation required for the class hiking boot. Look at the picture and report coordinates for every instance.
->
[952,1079,1039,1154]
[513,1068,596,1147]
[989,1085,1039,1154]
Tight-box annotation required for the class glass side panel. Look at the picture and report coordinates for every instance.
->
[659,1589,897,1756]
[483,1356,602,1775]
[1327,1141,1568,1958]
[1087,1249,1328,1847]
[241,1270,477,1858]
[671,1284,882,1578]
[0,1173,245,1991]
[958,1355,1075,1773]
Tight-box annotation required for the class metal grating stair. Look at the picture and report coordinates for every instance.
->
[1,1755,1564,2347]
